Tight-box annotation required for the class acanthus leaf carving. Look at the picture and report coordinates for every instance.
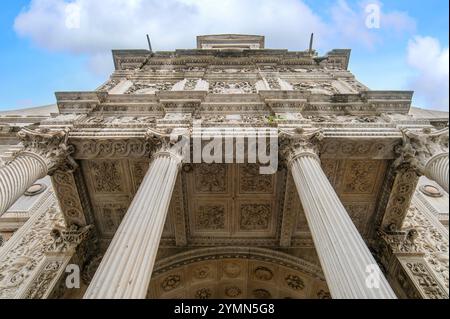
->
[16,127,77,175]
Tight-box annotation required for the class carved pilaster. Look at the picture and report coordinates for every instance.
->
[21,224,95,299]
[377,202,449,299]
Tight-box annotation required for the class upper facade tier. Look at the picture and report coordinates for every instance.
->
[52,34,418,118]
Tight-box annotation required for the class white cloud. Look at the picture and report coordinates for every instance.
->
[407,36,449,110]
[327,0,416,49]
[14,0,328,75]
[14,0,416,77]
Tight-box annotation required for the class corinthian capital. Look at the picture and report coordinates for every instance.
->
[145,127,190,162]
[16,127,76,174]
[279,128,324,166]
[394,128,449,173]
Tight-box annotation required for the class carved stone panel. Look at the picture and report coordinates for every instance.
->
[239,203,272,231]
[238,164,275,195]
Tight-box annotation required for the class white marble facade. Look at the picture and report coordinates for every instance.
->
[0,35,448,299]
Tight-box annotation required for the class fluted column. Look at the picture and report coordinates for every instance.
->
[0,128,73,216]
[84,146,182,299]
[0,155,47,214]
[281,129,396,299]
[425,153,448,193]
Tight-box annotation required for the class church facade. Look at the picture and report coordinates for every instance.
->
[0,34,448,299]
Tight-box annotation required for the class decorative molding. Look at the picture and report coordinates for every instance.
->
[16,128,77,175]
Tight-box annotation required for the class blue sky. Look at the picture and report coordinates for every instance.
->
[0,0,448,111]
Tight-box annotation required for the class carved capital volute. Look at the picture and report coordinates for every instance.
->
[279,128,324,167]
[47,224,94,254]
[378,229,425,256]
[145,127,190,164]
[16,127,77,175]
[394,128,449,174]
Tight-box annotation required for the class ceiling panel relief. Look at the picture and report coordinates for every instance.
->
[292,159,389,241]
[148,257,329,299]
[185,163,280,243]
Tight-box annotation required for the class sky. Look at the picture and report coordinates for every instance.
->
[0,0,448,111]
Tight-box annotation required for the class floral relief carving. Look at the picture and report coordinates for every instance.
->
[194,164,227,193]
[125,82,173,94]
[343,160,379,194]
[195,288,212,299]
[405,262,446,299]
[24,261,62,299]
[285,274,305,290]
[196,205,225,230]
[161,275,181,291]
[254,266,274,281]
[209,81,256,94]
[225,286,242,298]
[253,289,272,299]
[290,81,339,95]
[90,161,123,193]
[240,204,271,231]
[184,79,198,91]
[0,206,61,298]
[100,204,128,235]
[317,289,331,299]
[402,205,449,290]
[239,164,273,194]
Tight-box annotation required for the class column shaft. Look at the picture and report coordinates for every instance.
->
[84,153,181,299]
[0,155,47,215]
[290,154,397,299]
[425,154,448,193]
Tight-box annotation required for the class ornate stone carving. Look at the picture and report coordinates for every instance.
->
[209,81,256,94]
[195,288,212,299]
[196,205,225,230]
[51,169,88,226]
[285,274,305,290]
[343,160,379,194]
[402,205,449,290]
[125,82,173,94]
[240,204,271,231]
[290,81,339,95]
[225,286,242,298]
[0,206,62,298]
[47,224,93,253]
[223,262,241,278]
[405,262,447,299]
[98,79,119,92]
[193,266,210,280]
[90,161,123,193]
[254,266,274,281]
[253,289,272,298]
[16,128,76,174]
[24,260,62,299]
[194,164,227,193]
[73,139,152,159]
[99,203,128,235]
[395,128,449,173]
[239,164,273,194]
[145,127,189,158]
[317,289,331,299]
[161,275,181,291]
[184,79,198,91]
[381,167,419,230]
[279,128,324,165]
[266,77,281,90]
